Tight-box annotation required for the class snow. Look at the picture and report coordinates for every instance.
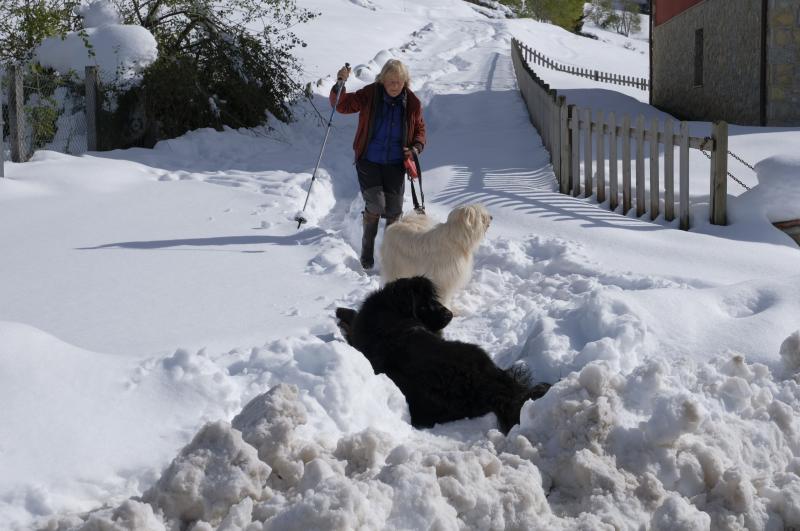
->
[34,0,157,83]
[2,0,800,529]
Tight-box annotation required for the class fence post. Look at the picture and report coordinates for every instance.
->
[570,105,580,197]
[608,112,618,210]
[622,114,632,214]
[710,120,728,226]
[559,96,570,194]
[550,91,560,174]
[635,114,646,217]
[596,111,605,203]
[1,69,4,177]
[664,118,675,222]
[583,108,592,197]
[8,65,26,163]
[85,66,100,151]
[679,122,690,230]
[649,117,660,220]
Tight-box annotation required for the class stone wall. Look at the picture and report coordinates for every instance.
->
[766,0,800,125]
[652,0,763,125]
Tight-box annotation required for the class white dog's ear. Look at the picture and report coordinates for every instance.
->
[462,206,476,228]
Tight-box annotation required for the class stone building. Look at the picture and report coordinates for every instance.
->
[649,0,800,126]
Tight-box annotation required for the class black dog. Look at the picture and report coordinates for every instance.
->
[336,276,549,433]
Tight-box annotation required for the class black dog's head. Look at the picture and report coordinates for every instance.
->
[381,276,453,332]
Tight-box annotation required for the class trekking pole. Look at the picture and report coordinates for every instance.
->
[295,62,350,229]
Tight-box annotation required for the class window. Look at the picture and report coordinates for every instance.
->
[694,28,704,86]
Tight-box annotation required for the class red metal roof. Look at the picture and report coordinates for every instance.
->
[654,0,705,25]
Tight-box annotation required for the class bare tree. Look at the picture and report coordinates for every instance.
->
[618,0,642,37]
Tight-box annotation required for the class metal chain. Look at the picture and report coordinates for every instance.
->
[697,136,752,191]
[727,149,757,173]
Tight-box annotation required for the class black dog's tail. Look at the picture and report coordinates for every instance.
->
[494,364,551,434]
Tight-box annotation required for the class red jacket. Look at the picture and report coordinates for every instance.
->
[330,82,426,163]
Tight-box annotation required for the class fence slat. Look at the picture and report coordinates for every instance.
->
[571,106,580,197]
[544,89,550,152]
[664,118,675,222]
[559,97,570,194]
[622,114,632,214]
[649,117,660,220]
[596,111,605,204]
[550,92,559,173]
[679,121,690,230]
[635,114,646,217]
[583,108,592,197]
[609,112,618,210]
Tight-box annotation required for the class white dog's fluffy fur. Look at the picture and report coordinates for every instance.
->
[380,204,491,308]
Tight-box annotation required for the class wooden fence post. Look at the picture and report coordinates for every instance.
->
[85,66,100,151]
[583,108,592,197]
[570,105,580,197]
[550,91,560,175]
[0,70,4,177]
[710,120,728,225]
[635,114,646,217]
[664,119,675,221]
[622,114,632,214]
[559,96,570,194]
[8,65,26,163]
[596,111,605,203]
[609,112,618,210]
[649,117,660,220]
[679,121,690,230]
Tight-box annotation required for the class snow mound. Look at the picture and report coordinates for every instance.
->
[76,0,121,27]
[734,154,800,223]
[50,348,800,530]
[35,25,157,83]
[780,330,800,375]
[513,356,800,529]
[142,420,270,523]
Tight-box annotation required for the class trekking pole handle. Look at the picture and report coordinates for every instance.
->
[337,63,351,82]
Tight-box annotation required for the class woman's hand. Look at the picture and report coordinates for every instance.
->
[337,66,351,81]
[403,143,422,157]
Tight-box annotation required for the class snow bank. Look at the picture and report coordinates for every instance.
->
[514,354,800,529]
[47,331,800,530]
[732,153,800,225]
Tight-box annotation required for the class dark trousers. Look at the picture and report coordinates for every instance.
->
[356,159,405,219]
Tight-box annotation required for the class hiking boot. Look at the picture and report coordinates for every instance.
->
[360,211,380,269]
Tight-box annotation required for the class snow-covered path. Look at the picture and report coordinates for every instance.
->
[2,1,800,529]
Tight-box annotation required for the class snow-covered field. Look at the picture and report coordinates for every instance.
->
[2,1,800,529]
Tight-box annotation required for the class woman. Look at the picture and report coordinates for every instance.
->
[330,59,427,270]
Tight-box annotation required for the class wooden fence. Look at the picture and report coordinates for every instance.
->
[511,38,728,229]
[519,41,649,91]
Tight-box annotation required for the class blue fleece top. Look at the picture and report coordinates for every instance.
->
[365,88,405,165]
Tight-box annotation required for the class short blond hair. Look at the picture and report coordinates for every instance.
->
[376,59,410,87]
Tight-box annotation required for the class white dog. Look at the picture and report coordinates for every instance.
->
[380,204,492,308]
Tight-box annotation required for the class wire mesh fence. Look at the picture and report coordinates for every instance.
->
[2,64,89,164]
